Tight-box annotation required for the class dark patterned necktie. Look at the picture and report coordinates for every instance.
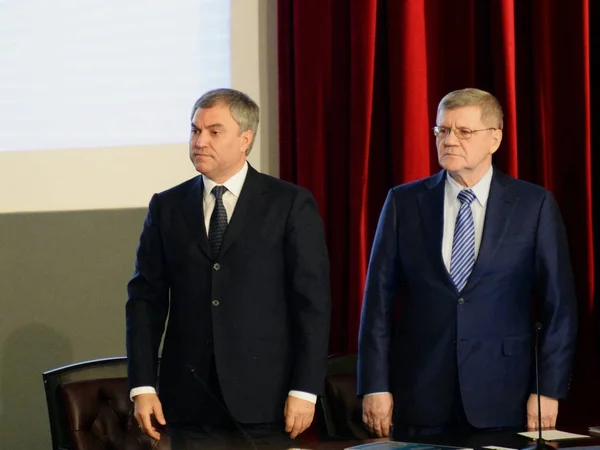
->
[208,185,228,259]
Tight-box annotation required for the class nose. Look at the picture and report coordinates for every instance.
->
[193,131,207,148]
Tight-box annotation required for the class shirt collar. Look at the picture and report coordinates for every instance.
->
[445,165,493,207]
[202,161,248,200]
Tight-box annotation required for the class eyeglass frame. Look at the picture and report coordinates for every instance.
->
[432,126,498,140]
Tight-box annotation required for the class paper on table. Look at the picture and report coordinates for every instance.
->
[517,430,591,441]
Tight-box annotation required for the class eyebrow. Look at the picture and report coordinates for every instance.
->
[191,123,226,130]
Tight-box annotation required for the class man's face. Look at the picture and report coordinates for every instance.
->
[436,106,502,179]
[189,103,253,182]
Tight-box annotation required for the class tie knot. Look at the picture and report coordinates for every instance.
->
[211,185,227,200]
[457,189,476,205]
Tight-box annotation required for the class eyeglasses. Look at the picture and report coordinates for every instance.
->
[432,126,497,140]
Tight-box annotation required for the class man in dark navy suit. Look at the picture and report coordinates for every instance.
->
[358,88,577,442]
[126,88,331,447]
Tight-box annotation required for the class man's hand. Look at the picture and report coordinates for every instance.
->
[134,393,167,441]
[527,394,558,430]
[284,395,315,439]
[362,393,394,437]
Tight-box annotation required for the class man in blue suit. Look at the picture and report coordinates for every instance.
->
[358,88,577,441]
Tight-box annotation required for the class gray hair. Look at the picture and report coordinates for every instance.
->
[437,88,504,130]
[191,88,260,155]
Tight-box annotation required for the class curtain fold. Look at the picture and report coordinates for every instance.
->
[278,0,596,422]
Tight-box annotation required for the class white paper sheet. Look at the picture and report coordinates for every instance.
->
[517,430,591,441]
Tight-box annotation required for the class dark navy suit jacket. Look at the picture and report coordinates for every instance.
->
[126,165,331,425]
[357,168,577,428]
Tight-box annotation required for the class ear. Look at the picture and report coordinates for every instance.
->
[240,129,253,154]
[489,128,503,155]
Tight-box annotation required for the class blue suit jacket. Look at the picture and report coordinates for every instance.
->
[357,168,577,428]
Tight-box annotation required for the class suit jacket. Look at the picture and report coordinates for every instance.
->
[357,168,577,428]
[126,165,331,424]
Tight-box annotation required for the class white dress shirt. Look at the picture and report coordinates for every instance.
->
[364,165,494,397]
[131,162,316,404]
[441,165,493,272]
[201,162,248,232]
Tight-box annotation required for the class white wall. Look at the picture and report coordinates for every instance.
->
[0,0,278,214]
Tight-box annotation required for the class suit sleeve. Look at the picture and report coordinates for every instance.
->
[284,188,331,396]
[535,191,578,399]
[126,194,170,390]
[357,190,400,396]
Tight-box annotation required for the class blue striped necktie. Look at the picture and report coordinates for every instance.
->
[450,189,476,292]
[208,185,228,259]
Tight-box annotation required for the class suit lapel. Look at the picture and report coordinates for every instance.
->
[417,170,456,292]
[218,165,266,259]
[181,177,211,259]
[463,170,519,293]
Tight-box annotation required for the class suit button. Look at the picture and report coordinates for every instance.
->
[213,263,220,271]
[205,339,213,345]
[212,300,220,306]
[457,297,465,305]
[453,339,457,345]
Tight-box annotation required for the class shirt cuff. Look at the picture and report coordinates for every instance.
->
[131,387,317,403]
[364,392,391,397]
[288,390,317,404]
[130,386,157,401]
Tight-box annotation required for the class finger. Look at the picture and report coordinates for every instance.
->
[302,413,315,433]
[297,416,309,438]
[140,412,160,440]
[295,412,313,434]
[372,419,383,438]
[290,416,303,439]
[154,402,167,426]
[362,412,370,425]
[147,427,161,441]
[362,405,373,425]
[139,410,152,431]
[146,423,161,441]
[527,418,537,431]
[292,417,306,438]
[303,413,314,431]
[541,416,549,430]
[285,413,295,434]
[380,417,392,437]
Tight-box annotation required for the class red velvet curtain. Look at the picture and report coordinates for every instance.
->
[278,0,596,423]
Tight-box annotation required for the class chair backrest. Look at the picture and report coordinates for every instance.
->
[318,353,370,441]
[42,357,164,450]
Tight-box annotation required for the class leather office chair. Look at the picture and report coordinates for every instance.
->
[317,353,370,441]
[43,356,168,450]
